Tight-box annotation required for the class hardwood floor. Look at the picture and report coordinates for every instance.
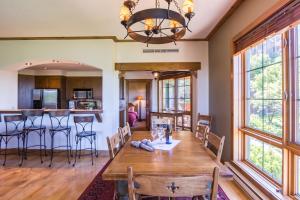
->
[0,152,250,200]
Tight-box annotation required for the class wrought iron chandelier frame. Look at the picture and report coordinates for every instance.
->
[120,0,195,46]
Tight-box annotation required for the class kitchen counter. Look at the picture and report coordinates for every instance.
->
[0,109,103,122]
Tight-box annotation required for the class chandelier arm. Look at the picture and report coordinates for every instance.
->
[157,18,165,28]
[186,19,192,33]
[161,31,177,45]
[145,33,154,44]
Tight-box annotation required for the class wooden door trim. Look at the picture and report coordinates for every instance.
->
[115,62,201,71]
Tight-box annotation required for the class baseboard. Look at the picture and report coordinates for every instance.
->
[2,148,109,157]
[225,162,271,200]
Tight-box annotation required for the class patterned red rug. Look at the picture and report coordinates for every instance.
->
[78,161,230,200]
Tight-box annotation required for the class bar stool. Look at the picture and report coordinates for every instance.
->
[22,110,47,163]
[48,110,72,167]
[0,115,26,166]
[73,116,98,166]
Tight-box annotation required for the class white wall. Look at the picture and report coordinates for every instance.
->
[0,39,209,149]
[0,39,118,150]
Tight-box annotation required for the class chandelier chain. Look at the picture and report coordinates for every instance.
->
[173,0,182,14]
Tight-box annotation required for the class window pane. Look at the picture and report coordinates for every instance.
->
[264,100,282,137]
[262,143,282,183]
[298,25,300,57]
[185,99,191,111]
[263,63,282,99]
[246,69,263,99]
[185,77,191,86]
[178,99,184,111]
[178,78,184,87]
[169,87,175,98]
[185,86,190,98]
[246,43,263,71]
[263,34,282,66]
[246,136,282,183]
[246,100,263,131]
[169,99,175,111]
[246,136,263,169]
[178,87,185,99]
[169,79,175,87]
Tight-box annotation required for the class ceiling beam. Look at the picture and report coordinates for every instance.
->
[115,62,201,71]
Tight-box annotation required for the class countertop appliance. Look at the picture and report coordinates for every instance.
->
[73,89,93,99]
[33,89,59,109]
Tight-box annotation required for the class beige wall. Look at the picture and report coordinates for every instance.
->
[208,0,279,161]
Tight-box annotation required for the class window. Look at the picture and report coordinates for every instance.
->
[177,77,191,112]
[233,24,300,196]
[245,35,283,137]
[159,75,192,129]
[162,79,175,111]
[246,136,282,183]
[161,76,191,112]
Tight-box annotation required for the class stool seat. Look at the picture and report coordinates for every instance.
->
[0,130,24,136]
[76,131,96,137]
[49,126,71,132]
[24,125,46,131]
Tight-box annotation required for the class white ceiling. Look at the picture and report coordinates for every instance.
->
[23,63,101,71]
[0,0,237,39]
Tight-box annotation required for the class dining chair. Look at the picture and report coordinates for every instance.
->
[197,114,212,128]
[127,166,219,200]
[22,109,47,164]
[106,132,122,159]
[195,124,210,144]
[204,132,225,163]
[73,116,98,166]
[0,115,26,166]
[48,110,72,167]
[118,123,132,146]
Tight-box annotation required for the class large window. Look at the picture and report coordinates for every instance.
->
[162,79,175,111]
[233,23,300,197]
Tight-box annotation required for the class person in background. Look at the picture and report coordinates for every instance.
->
[127,103,138,127]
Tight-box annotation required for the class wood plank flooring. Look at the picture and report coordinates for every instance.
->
[0,152,250,200]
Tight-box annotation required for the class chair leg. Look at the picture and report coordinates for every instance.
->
[17,135,20,156]
[94,135,98,158]
[0,136,2,155]
[25,133,29,160]
[49,132,54,168]
[66,133,70,164]
[68,131,72,157]
[3,138,8,166]
[90,136,94,165]
[79,139,82,159]
[73,137,79,167]
[39,132,43,164]
[19,134,26,167]
[43,129,47,157]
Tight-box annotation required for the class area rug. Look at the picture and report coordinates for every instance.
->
[79,161,230,200]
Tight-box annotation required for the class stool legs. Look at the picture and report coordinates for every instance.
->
[43,129,47,157]
[2,137,8,166]
[73,137,79,167]
[49,132,54,168]
[90,135,94,166]
[19,133,26,167]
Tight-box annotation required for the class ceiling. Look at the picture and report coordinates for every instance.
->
[22,63,101,71]
[0,0,237,39]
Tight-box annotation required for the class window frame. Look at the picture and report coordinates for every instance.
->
[232,24,300,198]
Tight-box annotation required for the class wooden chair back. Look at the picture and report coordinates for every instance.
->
[195,124,210,143]
[106,132,122,159]
[118,123,132,145]
[197,114,212,128]
[204,132,225,163]
[128,166,219,200]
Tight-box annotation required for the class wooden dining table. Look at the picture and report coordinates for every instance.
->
[102,131,225,181]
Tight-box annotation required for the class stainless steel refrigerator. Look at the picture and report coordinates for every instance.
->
[33,89,59,109]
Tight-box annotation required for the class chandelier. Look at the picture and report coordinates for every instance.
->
[119,0,195,46]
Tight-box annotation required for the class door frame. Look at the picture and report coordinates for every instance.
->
[126,79,152,130]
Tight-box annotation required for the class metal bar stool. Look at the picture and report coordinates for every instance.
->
[73,116,98,166]
[0,115,26,166]
[22,110,47,163]
[48,110,72,167]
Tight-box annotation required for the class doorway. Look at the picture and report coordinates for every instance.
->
[126,79,152,131]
